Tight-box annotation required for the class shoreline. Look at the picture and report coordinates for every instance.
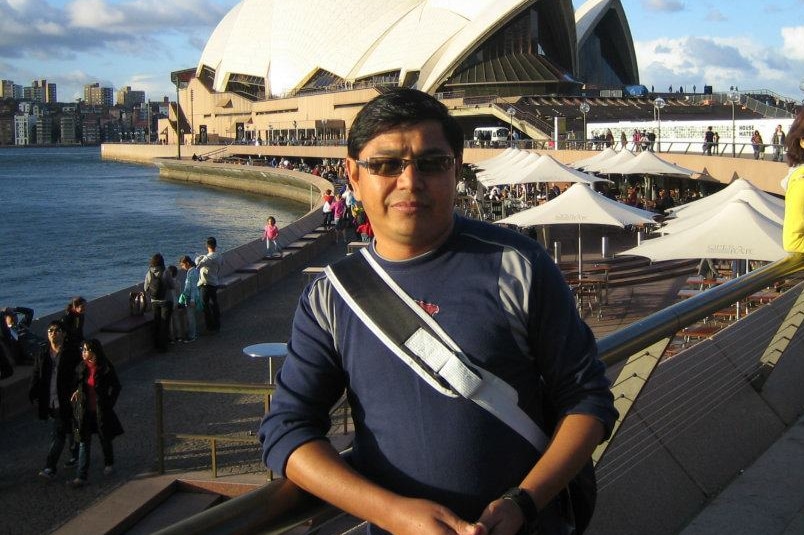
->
[0,156,334,422]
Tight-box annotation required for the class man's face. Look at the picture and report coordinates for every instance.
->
[347,121,460,260]
[47,326,64,347]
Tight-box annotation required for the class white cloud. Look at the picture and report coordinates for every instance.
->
[68,0,126,28]
[643,0,686,13]
[781,26,804,61]
[636,33,804,96]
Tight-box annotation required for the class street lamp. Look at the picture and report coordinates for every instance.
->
[726,91,740,157]
[579,101,590,149]
[507,107,516,147]
[170,72,188,160]
[653,97,665,152]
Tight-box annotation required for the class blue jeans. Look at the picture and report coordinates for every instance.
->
[77,411,114,481]
[45,408,71,471]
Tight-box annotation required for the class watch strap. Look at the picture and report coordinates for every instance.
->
[501,487,539,532]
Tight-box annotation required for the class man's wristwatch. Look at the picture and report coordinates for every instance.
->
[501,487,539,534]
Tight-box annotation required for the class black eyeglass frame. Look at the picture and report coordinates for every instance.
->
[355,155,456,177]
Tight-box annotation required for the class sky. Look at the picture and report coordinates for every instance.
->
[1,0,803,103]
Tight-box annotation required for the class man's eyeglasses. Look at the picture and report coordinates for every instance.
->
[356,155,455,177]
[47,328,62,333]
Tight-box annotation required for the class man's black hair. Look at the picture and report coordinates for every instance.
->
[347,88,464,159]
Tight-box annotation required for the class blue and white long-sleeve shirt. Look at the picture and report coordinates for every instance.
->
[260,215,617,522]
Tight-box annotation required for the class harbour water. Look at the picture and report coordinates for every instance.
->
[0,146,307,318]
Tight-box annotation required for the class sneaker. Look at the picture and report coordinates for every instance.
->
[103,465,114,476]
[38,468,56,480]
[64,457,77,467]
[183,337,196,343]
[68,478,86,488]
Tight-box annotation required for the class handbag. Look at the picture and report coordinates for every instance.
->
[326,248,596,533]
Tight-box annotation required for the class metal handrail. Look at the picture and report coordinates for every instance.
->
[155,254,804,534]
[598,253,804,365]
[154,379,274,475]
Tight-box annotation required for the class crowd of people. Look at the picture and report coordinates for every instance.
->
[141,236,224,352]
[0,234,228,487]
[5,296,123,488]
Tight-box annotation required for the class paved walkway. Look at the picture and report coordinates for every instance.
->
[1,230,800,535]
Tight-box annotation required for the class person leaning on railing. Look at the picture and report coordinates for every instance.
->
[782,109,804,253]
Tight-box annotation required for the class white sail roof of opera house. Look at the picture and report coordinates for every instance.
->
[197,0,577,97]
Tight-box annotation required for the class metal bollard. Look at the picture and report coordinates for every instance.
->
[553,241,562,263]
[601,236,610,258]
[637,230,644,246]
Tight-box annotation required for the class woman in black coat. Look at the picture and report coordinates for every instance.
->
[69,338,123,487]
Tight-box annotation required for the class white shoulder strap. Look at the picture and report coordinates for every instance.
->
[325,248,549,452]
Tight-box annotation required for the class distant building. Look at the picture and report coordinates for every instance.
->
[0,79,22,99]
[81,113,101,145]
[84,83,114,106]
[23,80,58,103]
[60,115,77,144]
[117,86,146,107]
[36,115,53,144]
[14,114,36,145]
[0,115,13,145]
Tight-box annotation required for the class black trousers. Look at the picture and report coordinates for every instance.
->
[200,285,220,332]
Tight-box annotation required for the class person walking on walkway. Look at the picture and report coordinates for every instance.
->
[69,338,123,487]
[29,320,81,480]
[196,237,222,333]
[261,88,616,535]
[262,216,282,258]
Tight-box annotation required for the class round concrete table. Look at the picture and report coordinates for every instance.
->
[242,342,287,383]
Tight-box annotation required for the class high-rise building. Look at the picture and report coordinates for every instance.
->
[60,115,77,144]
[116,86,146,107]
[1,79,16,98]
[23,80,58,103]
[36,115,53,144]
[84,83,114,106]
[14,114,36,145]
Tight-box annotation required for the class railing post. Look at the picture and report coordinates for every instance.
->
[155,382,165,474]
[211,438,218,478]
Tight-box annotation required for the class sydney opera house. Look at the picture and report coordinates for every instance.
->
[169,0,640,145]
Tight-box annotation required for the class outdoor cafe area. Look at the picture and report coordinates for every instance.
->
[666,261,804,355]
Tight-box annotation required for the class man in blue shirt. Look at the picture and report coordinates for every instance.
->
[260,89,617,535]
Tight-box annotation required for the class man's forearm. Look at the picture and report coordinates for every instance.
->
[284,440,483,535]
[285,440,401,528]
[519,414,605,510]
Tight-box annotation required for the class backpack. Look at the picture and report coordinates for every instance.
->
[147,270,167,300]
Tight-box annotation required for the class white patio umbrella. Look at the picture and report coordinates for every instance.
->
[475,150,539,182]
[660,188,784,234]
[474,148,531,171]
[601,150,700,177]
[581,148,635,173]
[619,200,785,262]
[667,178,784,218]
[481,153,608,187]
[470,147,517,170]
[497,183,658,274]
[571,147,618,170]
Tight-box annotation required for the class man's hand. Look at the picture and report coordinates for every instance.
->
[474,497,524,535]
[382,496,487,535]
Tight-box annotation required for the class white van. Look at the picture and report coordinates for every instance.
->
[473,127,510,147]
